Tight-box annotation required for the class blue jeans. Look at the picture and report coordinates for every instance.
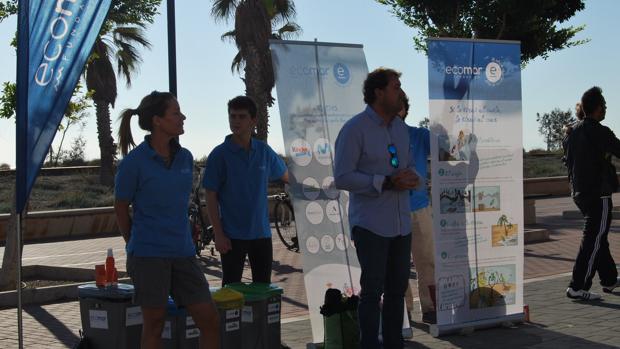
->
[353,226,412,349]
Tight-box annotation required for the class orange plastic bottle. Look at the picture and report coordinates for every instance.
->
[105,248,115,287]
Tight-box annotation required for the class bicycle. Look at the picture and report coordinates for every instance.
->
[270,192,299,252]
[189,165,215,256]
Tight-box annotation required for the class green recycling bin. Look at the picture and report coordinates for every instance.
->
[211,287,244,349]
[78,283,142,349]
[225,283,283,349]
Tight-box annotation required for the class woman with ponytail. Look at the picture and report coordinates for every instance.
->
[114,91,219,348]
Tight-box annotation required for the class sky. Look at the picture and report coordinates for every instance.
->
[0,0,618,168]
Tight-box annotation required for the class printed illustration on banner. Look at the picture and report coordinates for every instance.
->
[302,177,321,200]
[438,129,475,161]
[321,235,335,252]
[439,187,471,214]
[322,176,339,199]
[469,264,516,309]
[335,233,349,251]
[313,138,333,165]
[467,185,500,212]
[290,138,313,166]
[305,202,324,225]
[306,235,320,254]
[325,200,342,223]
[440,185,499,214]
[492,215,518,247]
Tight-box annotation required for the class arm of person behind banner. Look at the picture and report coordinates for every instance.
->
[333,124,382,197]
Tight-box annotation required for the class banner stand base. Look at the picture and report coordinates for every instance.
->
[306,328,413,348]
[429,312,525,337]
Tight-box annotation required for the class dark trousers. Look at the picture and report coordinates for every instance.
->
[221,238,273,285]
[352,226,412,349]
[569,196,618,290]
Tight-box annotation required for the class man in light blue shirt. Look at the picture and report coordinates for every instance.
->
[399,95,437,325]
[334,68,420,349]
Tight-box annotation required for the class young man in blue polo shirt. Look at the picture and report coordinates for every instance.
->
[399,95,437,324]
[203,96,288,285]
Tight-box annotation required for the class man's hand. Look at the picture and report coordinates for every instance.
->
[214,231,232,254]
[391,168,420,191]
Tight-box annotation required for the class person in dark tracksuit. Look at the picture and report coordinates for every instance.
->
[564,86,620,300]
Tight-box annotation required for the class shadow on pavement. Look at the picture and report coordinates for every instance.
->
[524,252,575,263]
[24,303,79,347]
[407,321,619,348]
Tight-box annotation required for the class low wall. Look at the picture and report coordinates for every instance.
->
[4,175,619,243]
[0,207,118,242]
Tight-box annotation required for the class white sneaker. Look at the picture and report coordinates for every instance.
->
[602,277,620,293]
[566,287,602,301]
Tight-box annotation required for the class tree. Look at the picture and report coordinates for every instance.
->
[376,0,588,65]
[418,117,429,129]
[212,0,301,141]
[85,0,159,186]
[0,82,91,166]
[536,108,575,151]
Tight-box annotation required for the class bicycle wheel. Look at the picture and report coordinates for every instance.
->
[274,200,298,251]
[189,210,203,256]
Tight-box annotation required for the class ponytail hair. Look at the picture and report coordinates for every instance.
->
[575,103,585,120]
[118,108,138,156]
[117,91,176,156]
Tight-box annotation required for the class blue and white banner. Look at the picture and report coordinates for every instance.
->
[16,0,112,213]
[270,40,367,343]
[427,38,524,335]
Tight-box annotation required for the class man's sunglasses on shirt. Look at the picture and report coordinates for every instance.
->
[388,144,399,168]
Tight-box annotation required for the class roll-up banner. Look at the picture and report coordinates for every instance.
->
[427,38,525,336]
[270,39,366,343]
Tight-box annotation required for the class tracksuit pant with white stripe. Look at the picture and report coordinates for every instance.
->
[569,196,618,291]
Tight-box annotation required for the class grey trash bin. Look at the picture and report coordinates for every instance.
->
[163,297,200,349]
[78,283,142,349]
[211,287,243,349]
[226,283,283,349]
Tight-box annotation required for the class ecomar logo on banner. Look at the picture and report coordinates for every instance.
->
[333,63,351,86]
[485,60,503,85]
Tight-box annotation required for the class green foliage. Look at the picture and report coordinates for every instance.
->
[418,117,429,128]
[376,0,588,65]
[0,81,15,119]
[536,108,575,151]
[107,0,160,26]
[0,0,17,22]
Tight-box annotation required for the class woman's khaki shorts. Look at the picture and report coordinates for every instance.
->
[127,255,212,307]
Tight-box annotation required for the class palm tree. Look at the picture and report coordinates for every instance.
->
[212,0,301,141]
[85,19,151,186]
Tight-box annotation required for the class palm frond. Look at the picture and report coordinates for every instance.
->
[113,26,152,50]
[221,29,237,43]
[275,22,301,39]
[270,0,296,26]
[211,0,238,22]
[109,26,151,86]
[230,51,245,74]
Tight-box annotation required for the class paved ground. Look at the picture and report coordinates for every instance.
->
[1,194,620,348]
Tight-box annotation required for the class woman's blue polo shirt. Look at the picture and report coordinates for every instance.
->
[115,137,195,257]
[202,135,286,240]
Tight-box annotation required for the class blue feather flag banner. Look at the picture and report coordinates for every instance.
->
[16,0,112,213]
